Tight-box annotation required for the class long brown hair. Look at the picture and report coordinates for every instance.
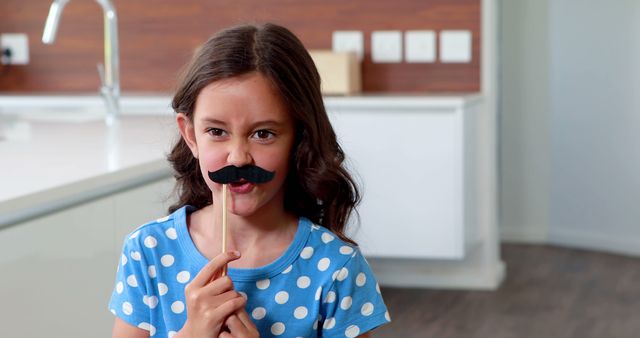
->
[168,23,360,244]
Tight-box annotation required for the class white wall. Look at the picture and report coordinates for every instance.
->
[500,0,640,256]
[499,0,550,243]
[548,0,640,255]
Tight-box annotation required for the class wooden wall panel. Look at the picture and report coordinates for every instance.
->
[0,0,480,94]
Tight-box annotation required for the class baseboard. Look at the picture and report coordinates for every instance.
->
[500,224,547,244]
[548,227,640,257]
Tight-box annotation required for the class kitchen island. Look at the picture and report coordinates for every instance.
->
[0,94,502,337]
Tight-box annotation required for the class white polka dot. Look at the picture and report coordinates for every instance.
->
[144,295,158,309]
[321,232,335,243]
[252,307,266,320]
[148,265,157,278]
[332,270,339,280]
[130,251,141,261]
[275,291,289,304]
[337,267,349,281]
[129,230,141,239]
[339,246,354,255]
[324,291,336,303]
[171,301,185,314]
[165,227,178,240]
[315,286,322,300]
[138,322,156,336]
[127,275,138,287]
[294,306,308,319]
[356,272,366,286]
[122,301,133,315]
[271,322,286,335]
[168,331,177,338]
[313,319,319,330]
[361,302,374,316]
[158,283,168,296]
[239,291,248,300]
[161,254,174,267]
[297,276,311,289]
[282,265,293,274]
[300,247,314,259]
[110,308,116,315]
[317,258,331,271]
[340,296,353,310]
[156,215,170,223]
[345,325,360,337]
[323,317,336,329]
[176,271,191,284]
[121,254,128,266]
[116,281,124,294]
[376,282,381,293]
[256,279,270,290]
[311,224,320,231]
[385,311,391,322]
[144,236,158,249]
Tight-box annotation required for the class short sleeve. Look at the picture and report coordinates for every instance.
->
[108,235,151,328]
[321,249,391,338]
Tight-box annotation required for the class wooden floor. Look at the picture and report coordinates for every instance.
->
[374,243,640,338]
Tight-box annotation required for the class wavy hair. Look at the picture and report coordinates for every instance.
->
[167,23,360,244]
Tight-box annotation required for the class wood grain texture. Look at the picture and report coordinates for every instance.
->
[0,0,480,93]
[375,244,640,338]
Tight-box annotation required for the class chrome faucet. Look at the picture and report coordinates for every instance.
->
[42,0,120,125]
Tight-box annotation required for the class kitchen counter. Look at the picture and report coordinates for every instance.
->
[0,93,482,229]
[0,115,178,228]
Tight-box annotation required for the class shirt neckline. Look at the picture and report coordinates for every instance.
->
[174,205,311,282]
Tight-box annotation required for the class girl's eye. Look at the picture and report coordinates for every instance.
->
[207,128,227,137]
[253,130,275,140]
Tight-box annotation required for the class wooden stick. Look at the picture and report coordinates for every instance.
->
[221,183,228,276]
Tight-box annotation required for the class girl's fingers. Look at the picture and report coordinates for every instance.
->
[234,309,254,330]
[190,251,240,287]
[219,331,235,338]
[225,314,248,336]
[214,296,247,323]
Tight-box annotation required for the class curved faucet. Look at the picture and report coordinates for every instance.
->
[42,0,120,125]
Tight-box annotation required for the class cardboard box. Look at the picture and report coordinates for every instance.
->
[309,50,361,95]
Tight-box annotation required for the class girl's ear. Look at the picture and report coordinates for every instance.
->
[176,113,199,158]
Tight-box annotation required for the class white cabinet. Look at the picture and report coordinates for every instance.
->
[327,97,481,259]
[0,177,174,338]
[325,96,503,290]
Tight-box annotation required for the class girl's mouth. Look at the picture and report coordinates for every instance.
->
[228,179,255,194]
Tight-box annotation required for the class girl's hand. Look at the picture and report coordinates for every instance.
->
[219,308,260,338]
[176,251,246,338]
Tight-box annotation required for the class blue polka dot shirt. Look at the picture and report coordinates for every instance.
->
[109,205,391,337]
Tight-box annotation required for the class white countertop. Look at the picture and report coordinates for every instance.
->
[0,115,178,227]
[0,93,482,228]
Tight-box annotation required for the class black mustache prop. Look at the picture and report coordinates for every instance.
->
[208,165,275,184]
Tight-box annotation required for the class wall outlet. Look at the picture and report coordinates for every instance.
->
[440,30,472,63]
[1,33,30,65]
[332,31,364,61]
[405,30,436,63]
[371,31,402,63]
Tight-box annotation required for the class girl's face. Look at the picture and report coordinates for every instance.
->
[178,72,295,217]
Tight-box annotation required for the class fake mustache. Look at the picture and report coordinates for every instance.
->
[208,165,275,184]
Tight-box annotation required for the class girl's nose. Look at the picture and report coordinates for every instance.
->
[226,140,253,167]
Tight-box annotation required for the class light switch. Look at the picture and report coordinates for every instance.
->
[405,30,436,63]
[440,30,472,63]
[332,31,364,61]
[371,31,402,63]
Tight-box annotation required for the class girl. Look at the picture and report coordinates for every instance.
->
[109,23,391,338]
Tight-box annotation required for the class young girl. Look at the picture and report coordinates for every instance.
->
[109,23,391,338]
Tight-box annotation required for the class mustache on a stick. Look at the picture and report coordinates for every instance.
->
[208,165,275,184]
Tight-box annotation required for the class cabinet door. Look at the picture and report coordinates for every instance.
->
[329,110,464,259]
[0,197,116,338]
